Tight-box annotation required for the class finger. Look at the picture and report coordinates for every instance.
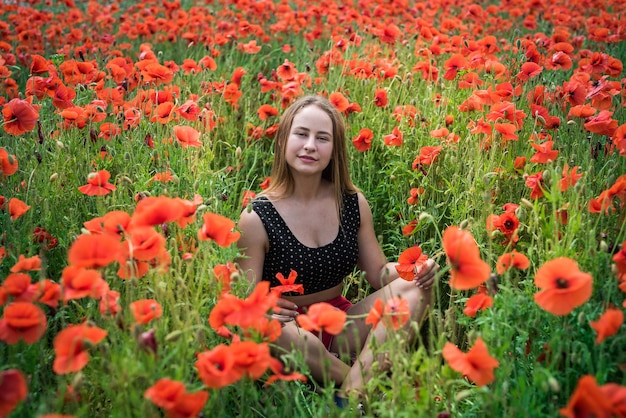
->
[276,299,299,311]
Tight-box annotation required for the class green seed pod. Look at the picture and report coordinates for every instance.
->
[548,377,560,392]
[459,219,470,230]
[56,140,65,149]
[520,198,534,209]
[165,330,183,342]
[50,173,58,182]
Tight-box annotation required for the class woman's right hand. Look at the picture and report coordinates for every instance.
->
[271,297,299,323]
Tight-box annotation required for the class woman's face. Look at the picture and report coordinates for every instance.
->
[284,105,334,177]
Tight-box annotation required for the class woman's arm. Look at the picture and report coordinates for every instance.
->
[356,193,438,290]
[236,207,299,321]
[235,208,268,285]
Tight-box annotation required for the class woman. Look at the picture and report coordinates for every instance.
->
[236,95,438,400]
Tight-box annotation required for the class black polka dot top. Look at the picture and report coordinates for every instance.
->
[251,192,360,295]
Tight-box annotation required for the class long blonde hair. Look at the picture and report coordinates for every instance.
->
[262,95,359,216]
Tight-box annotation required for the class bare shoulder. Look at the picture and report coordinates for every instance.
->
[355,192,374,223]
[237,206,268,251]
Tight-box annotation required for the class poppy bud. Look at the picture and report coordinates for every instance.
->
[390,175,396,180]
[454,389,473,402]
[418,212,433,223]
[165,330,183,342]
[138,328,158,355]
[197,204,207,212]
[235,146,242,159]
[50,173,59,182]
[547,376,560,392]
[70,372,84,392]
[56,141,65,149]
[600,240,609,252]
[120,176,132,184]
[520,198,534,209]
[542,169,551,183]
[459,219,470,230]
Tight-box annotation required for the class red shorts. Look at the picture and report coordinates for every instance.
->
[297,295,352,351]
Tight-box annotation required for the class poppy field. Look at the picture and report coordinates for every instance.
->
[1,0,626,416]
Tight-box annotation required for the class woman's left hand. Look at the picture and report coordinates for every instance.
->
[414,258,439,290]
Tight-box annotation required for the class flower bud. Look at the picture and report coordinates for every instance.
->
[50,173,59,182]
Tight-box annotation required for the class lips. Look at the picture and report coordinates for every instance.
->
[298,155,317,162]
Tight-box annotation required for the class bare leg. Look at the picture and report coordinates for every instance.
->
[338,279,432,395]
[273,321,351,386]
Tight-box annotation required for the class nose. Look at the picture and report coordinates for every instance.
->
[303,135,316,151]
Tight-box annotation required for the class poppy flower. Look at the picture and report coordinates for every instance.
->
[533,257,593,316]
[442,226,491,290]
[443,54,468,80]
[130,196,186,228]
[559,164,583,192]
[442,337,499,386]
[1,273,35,302]
[61,265,108,301]
[265,357,308,386]
[2,98,40,136]
[559,375,613,418]
[272,269,304,295]
[67,233,122,269]
[516,62,543,82]
[584,110,618,137]
[373,88,388,107]
[213,262,238,294]
[530,140,559,164]
[78,170,116,196]
[196,344,243,388]
[53,323,108,374]
[612,124,626,157]
[130,299,163,325]
[590,308,623,345]
[383,126,403,146]
[8,198,30,220]
[125,226,167,262]
[525,171,545,199]
[0,301,47,344]
[257,104,279,120]
[365,298,384,329]
[145,378,208,418]
[395,246,429,281]
[412,146,442,170]
[32,279,62,309]
[173,125,203,148]
[0,369,27,416]
[402,220,419,236]
[0,148,18,177]
[296,302,347,335]
[276,59,297,80]
[198,212,241,247]
[407,187,425,205]
[209,281,279,332]
[10,254,41,273]
[495,250,530,274]
[99,289,121,317]
[486,212,520,244]
[463,286,493,317]
[352,128,373,152]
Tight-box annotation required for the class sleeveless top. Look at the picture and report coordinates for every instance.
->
[251,192,360,295]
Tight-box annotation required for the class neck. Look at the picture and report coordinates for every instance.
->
[290,174,327,203]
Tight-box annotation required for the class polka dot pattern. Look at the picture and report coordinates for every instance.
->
[252,193,360,295]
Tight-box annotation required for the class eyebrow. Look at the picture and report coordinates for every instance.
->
[293,126,332,136]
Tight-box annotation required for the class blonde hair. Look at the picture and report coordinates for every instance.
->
[262,95,359,216]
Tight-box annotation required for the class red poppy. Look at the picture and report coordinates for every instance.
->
[496,250,530,274]
[145,378,208,418]
[53,323,108,374]
[296,302,346,335]
[99,289,121,317]
[383,126,403,146]
[534,257,593,316]
[1,273,35,302]
[559,375,614,418]
[373,88,388,107]
[8,198,30,220]
[442,226,491,290]
[61,265,108,302]
[173,125,202,148]
[559,164,583,192]
[130,299,163,325]
[486,212,520,244]
[230,340,273,379]
[2,98,40,136]
[0,148,18,177]
[241,190,256,207]
[257,104,279,120]
[402,220,419,236]
[84,210,132,236]
[516,62,543,82]
[442,337,499,386]
[443,54,468,80]
[412,146,442,170]
[352,128,373,152]
[276,59,297,80]
[365,298,384,329]
[197,212,241,247]
[0,369,27,416]
[67,233,122,269]
[584,110,618,137]
[209,281,278,332]
[272,269,304,295]
[130,196,186,228]
[213,262,238,294]
[611,123,626,157]
[10,254,41,273]
[265,357,308,386]
[32,279,62,308]
[530,140,559,164]
[395,246,429,281]
[525,171,545,199]
[78,170,117,196]
[407,187,425,205]
[0,301,47,344]
[463,286,493,317]
[196,344,243,388]
[590,308,623,345]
